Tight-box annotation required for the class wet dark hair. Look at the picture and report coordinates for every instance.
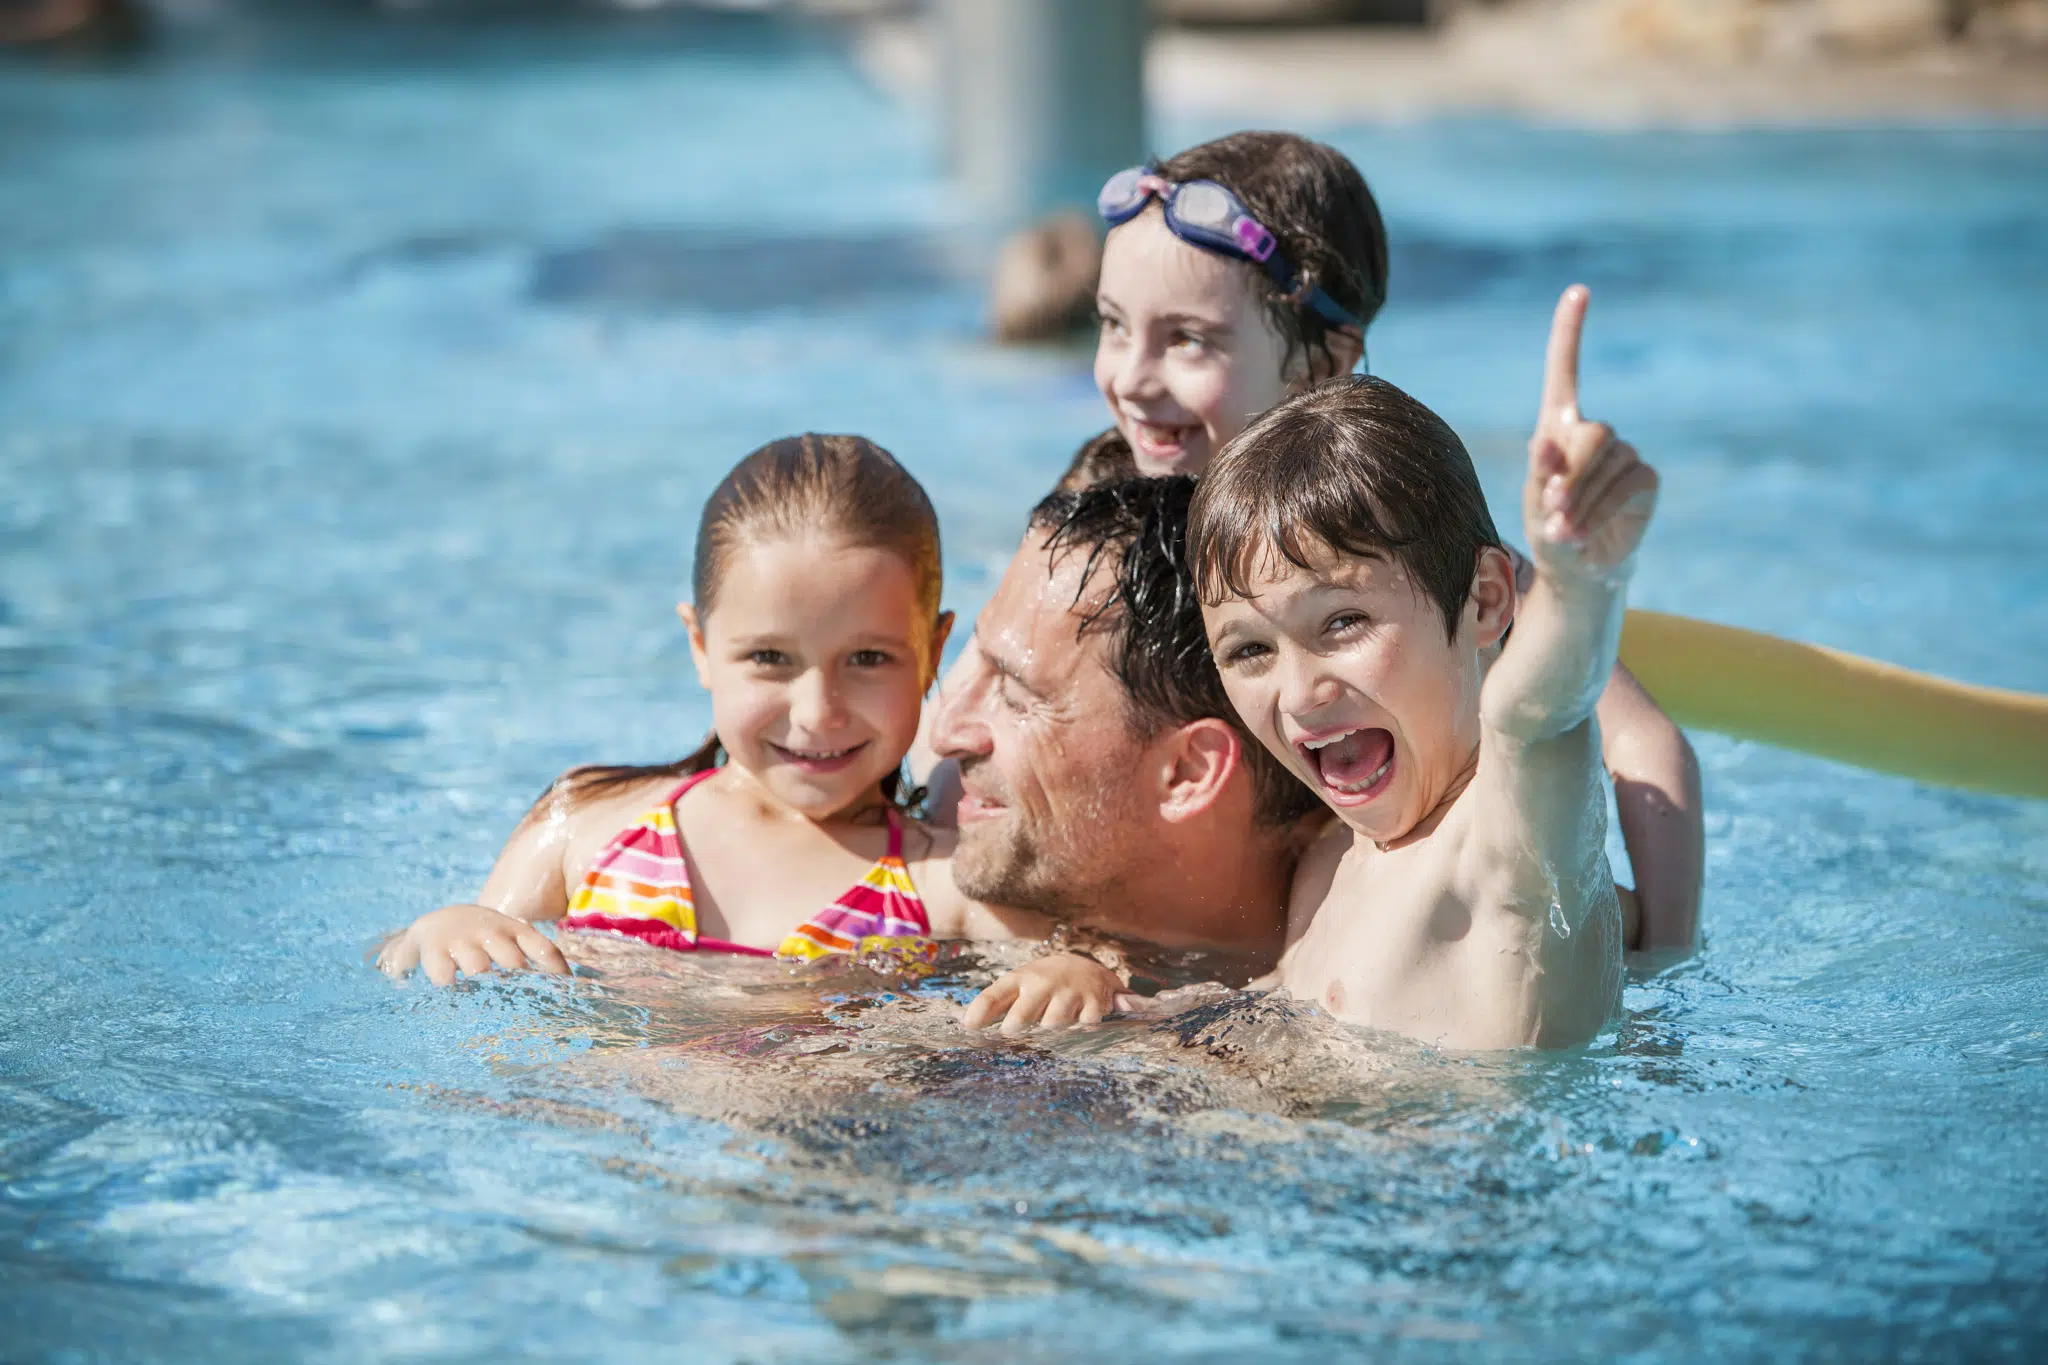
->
[565,433,942,806]
[1029,477,1319,829]
[1055,428,1138,492]
[1187,376,1503,642]
[1151,130,1389,378]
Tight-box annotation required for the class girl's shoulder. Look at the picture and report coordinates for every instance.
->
[520,765,697,841]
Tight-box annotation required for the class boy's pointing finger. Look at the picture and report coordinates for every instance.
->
[1541,285,1589,427]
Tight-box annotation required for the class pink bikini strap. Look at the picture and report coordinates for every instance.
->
[663,767,720,806]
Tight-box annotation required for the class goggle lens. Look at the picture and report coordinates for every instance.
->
[1172,180,1234,230]
[1097,167,1150,220]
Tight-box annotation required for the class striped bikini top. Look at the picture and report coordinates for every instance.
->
[560,769,933,962]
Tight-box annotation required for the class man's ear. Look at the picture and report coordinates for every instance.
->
[1152,717,1242,825]
[678,602,713,691]
[1463,546,1516,650]
[926,610,956,690]
[1298,327,1366,387]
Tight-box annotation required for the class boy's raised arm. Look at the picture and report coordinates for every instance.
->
[1471,287,1660,929]
[1483,287,1659,745]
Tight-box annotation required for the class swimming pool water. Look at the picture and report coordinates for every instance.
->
[3,12,2046,1361]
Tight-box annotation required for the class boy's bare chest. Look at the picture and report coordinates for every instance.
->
[1279,828,1536,1040]
[1284,840,1451,1013]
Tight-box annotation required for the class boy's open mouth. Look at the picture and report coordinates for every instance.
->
[1299,727,1396,803]
[769,740,870,774]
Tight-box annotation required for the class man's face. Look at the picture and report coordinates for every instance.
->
[1202,543,1490,848]
[927,534,1153,915]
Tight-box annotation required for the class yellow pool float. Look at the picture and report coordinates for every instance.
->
[1619,610,2048,800]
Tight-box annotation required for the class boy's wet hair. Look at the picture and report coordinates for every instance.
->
[568,433,941,805]
[1187,377,1503,642]
[1154,130,1389,377]
[1029,476,1319,829]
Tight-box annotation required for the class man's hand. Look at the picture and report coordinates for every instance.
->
[1524,286,1659,586]
[376,904,569,986]
[962,952,1133,1034]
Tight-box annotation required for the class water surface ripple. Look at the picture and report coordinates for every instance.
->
[2,15,2045,1363]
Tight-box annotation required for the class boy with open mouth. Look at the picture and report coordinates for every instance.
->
[1184,286,1653,1049]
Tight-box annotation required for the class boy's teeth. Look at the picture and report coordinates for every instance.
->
[1308,726,1395,793]
[1303,729,1355,752]
[1332,756,1393,793]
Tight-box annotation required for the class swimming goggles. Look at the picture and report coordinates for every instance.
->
[1097,166,1363,331]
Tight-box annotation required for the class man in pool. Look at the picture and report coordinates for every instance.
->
[940,481,1650,1036]
[934,476,1317,1024]
[946,297,1657,1041]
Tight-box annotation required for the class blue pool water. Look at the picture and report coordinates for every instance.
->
[3,12,2047,1361]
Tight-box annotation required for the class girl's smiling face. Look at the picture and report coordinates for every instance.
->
[1093,204,1300,478]
[683,535,949,819]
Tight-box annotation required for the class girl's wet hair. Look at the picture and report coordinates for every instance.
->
[565,433,942,806]
[1152,130,1389,378]
[1187,377,1503,642]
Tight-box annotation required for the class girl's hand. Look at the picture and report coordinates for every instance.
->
[376,904,569,986]
[962,952,1135,1034]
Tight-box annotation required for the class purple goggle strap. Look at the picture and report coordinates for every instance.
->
[1097,169,1364,335]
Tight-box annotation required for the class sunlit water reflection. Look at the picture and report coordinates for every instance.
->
[2,12,2045,1361]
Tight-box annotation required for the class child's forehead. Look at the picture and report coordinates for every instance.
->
[717,535,921,606]
[1100,208,1259,315]
[1240,537,1408,598]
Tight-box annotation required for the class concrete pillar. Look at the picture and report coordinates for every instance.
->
[937,0,1148,230]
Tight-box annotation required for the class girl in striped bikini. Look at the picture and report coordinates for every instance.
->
[376,434,1051,986]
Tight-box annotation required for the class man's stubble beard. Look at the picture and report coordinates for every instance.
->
[950,757,1136,920]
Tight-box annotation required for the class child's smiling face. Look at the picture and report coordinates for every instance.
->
[1092,205,1299,478]
[1201,541,1509,847]
[685,535,947,819]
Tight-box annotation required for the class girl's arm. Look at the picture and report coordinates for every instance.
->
[1595,664,1703,953]
[376,775,593,984]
